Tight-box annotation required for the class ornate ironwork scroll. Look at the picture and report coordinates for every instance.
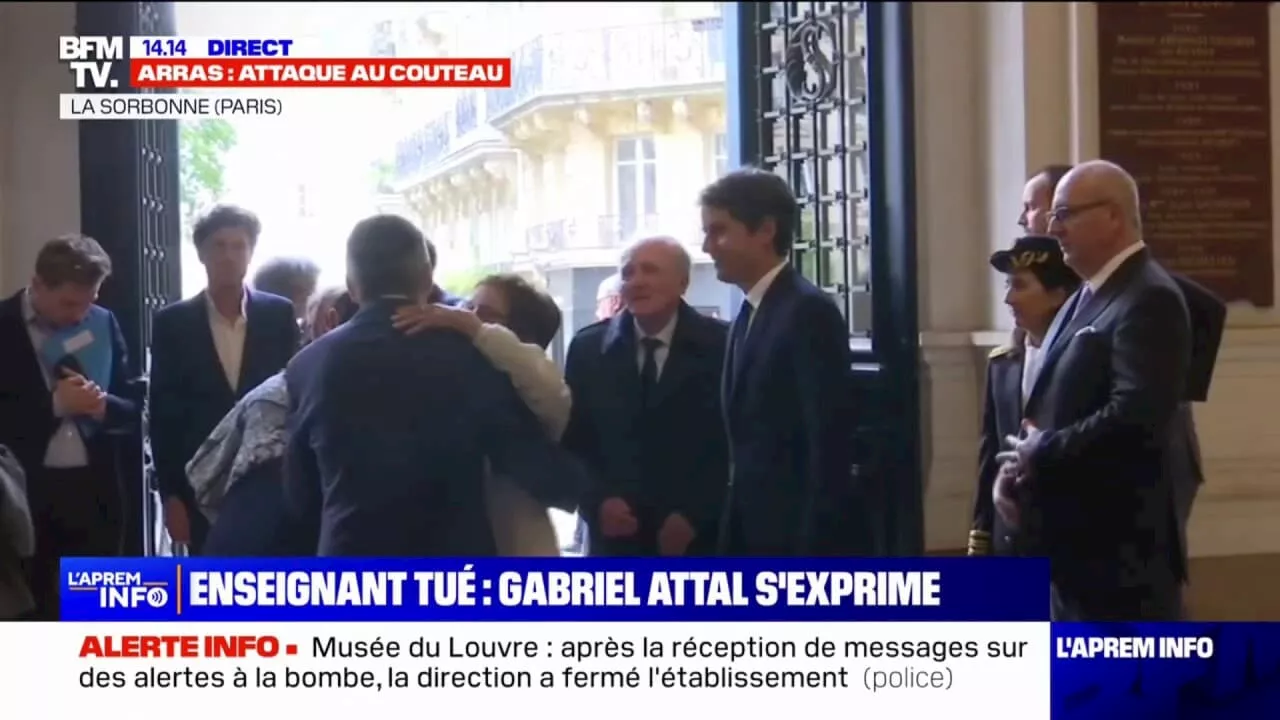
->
[752,2,870,337]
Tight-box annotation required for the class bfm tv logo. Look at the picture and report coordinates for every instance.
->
[66,571,171,609]
[58,36,123,90]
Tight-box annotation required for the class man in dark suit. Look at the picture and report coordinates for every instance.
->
[150,205,298,553]
[0,235,138,618]
[1020,165,1226,555]
[563,235,728,556]
[699,169,859,556]
[283,215,585,556]
[997,160,1191,620]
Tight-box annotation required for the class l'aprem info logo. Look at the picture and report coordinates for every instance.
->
[59,36,123,89]
[67,571,170,609]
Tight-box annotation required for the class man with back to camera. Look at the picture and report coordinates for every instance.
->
[699,168,861,556]
[996,160,1191,620]
[0,235,138,618]
[150,205,298,553]
[282,215,587,556]
[563,235,729,556]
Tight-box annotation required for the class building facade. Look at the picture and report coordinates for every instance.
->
[384,2,734,350]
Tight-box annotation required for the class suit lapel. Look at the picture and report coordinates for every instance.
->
[719,322,734,422]
[600,312,643,414]
[0,295,52,411]
[995,353,1024,432]
[237,289,265,395]
[650,304,703,407]
[1025,250,1148,413]
[727,267,795,403]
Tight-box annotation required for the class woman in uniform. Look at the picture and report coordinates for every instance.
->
[970,235,1081,556]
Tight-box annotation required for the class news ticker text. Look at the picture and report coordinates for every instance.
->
[23,623,1049,718]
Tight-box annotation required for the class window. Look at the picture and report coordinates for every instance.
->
[614,137,657,242]
[712,133,728,178]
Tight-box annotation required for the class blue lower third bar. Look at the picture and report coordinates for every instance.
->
[59,557,1049,622]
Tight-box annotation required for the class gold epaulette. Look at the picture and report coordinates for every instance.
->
[967,530,991,556]
[988,345,1015,360]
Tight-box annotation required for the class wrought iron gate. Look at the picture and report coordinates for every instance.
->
[76,1,182,556]
[728,1,921,554]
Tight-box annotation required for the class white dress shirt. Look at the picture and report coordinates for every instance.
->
[206,290,248,392]
[743,260,789,333]
[1021,340,1042,407]
[634,313,678,380]
[1086,241,1146,293]
[22,290,91,469]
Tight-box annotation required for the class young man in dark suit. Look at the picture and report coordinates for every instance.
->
[997,160,1192,620]
[149,205,298,553]
[563,235,729,556]
[0,235,138,618]
[699,169,860,556]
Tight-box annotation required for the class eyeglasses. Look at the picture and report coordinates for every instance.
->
[1047,200,1110,225]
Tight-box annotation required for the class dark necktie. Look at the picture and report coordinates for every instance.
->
[640,337,663,404]
[728,300,753,375]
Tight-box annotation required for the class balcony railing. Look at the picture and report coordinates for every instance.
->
[523,214,665,253]
[394,17,724,187]
[488,17,725,121]
[394,111,455,185]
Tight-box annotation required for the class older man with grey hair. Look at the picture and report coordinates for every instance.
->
[252,256,321,321]
[595,272,624,321]
[996,159,1192,621]
[563,234,730,557]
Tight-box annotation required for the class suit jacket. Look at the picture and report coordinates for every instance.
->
[717,267,861,556]
[1021,248,1190,619]
[972,339,1028,557]
[0,291,137,501]
[149,289,298,507]
[562,302,729,555]
[283,300,587,557]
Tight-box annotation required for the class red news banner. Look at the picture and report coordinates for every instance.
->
[79,635,299,690]
[81,635,291,659]
[130,58,512,89]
